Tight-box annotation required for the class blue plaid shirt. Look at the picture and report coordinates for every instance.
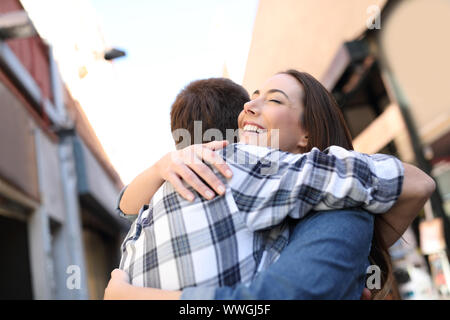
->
[118,143,404,290]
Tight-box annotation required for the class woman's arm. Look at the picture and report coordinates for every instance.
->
[377,162,436,248]
[119,140,232,215]
[118,164,165,215]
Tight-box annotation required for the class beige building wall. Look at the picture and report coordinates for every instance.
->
[243,0,386,93]
[377,0,450,144]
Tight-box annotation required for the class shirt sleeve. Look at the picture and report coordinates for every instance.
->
[221,144,403,232]
[181,208,374,300]
[314,146,405,214]
[115,186,138,223]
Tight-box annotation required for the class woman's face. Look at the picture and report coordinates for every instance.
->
[237,73,308,153]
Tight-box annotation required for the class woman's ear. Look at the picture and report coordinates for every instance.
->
[297,134,308,148]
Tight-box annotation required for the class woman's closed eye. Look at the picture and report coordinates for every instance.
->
[268,99,282,104]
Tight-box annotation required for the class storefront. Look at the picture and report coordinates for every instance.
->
[320,0,450,299]
[0,0,128,299]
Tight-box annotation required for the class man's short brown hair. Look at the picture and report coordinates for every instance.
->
[170,78,249,147]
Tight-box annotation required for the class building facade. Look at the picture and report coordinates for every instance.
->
[243,0,450,299]
[0,0,129,299]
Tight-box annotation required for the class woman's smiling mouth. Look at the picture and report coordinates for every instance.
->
[242,122,266,134]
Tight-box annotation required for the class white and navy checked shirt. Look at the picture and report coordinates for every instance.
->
[118,143,404,290]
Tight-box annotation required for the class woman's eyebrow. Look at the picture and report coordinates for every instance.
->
[252,89,290,102]
[267,89,290,100]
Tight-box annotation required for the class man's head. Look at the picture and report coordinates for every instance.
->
[170,78,249,149]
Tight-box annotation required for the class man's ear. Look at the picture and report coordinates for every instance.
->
[297,134,308,148]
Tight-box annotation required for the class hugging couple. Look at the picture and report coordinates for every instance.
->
[104,69,435,300]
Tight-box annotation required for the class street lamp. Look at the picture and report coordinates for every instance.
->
[103,48,126,61]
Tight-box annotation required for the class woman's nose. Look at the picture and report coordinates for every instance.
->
[243,99,260,115]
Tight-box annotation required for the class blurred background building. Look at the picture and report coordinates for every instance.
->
[240,0,450,299]
[0,0,128,299]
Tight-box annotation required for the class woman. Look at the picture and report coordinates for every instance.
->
[106,70,435,299]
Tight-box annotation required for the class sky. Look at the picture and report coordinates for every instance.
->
[21,0,259,184]
[88,0,260,184]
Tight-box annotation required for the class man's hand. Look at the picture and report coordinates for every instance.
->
[104,269,132,300]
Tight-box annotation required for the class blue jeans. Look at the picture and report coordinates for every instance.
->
[182,209,374,300]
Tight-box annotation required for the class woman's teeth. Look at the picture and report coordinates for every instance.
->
[243,124,264,133]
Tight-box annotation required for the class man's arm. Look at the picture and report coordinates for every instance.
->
[377,162,436,247]
[230,143,434,249]
[230,145,404,232]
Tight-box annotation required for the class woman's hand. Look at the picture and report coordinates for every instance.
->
[155,140,233,201]
[119,140,232,214]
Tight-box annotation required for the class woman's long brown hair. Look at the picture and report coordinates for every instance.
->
[280,69,393,299]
